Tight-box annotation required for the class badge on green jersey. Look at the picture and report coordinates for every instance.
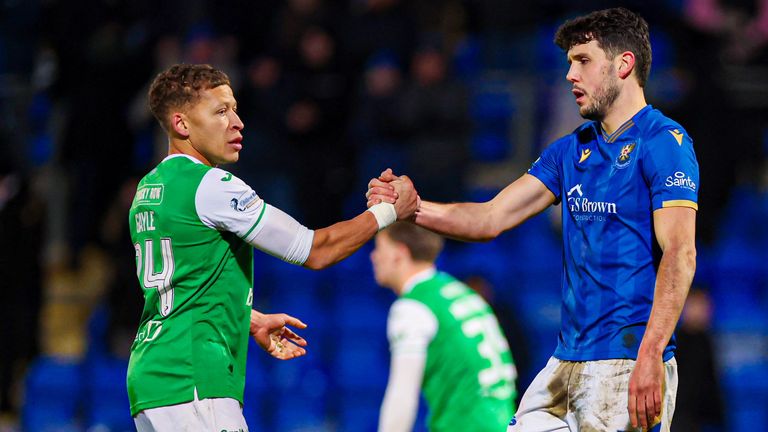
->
[133,184,164,207]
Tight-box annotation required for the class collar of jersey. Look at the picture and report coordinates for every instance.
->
[402,267,437,295]
[597,104,652,143]
[162,153,204,164]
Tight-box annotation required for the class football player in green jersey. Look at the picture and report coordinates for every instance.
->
[371,222,517,432]
[128,64,419,431]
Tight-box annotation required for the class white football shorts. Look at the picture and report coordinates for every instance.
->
[507,357,677,432]
[134,388,249,432]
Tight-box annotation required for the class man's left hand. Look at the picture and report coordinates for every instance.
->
[250,310,308,360]
[628,353,664,430]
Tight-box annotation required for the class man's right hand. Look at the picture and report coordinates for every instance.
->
[366,168,399,206]
[366,168,420,220]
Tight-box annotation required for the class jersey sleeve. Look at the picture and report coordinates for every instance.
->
[195,168,314,265]
[527,138,566,202]
[641,128,699,211]
[378,354,425,432]
[387,298,438,357]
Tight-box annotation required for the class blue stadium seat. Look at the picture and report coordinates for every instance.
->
[722,361,768,431]
[272,391,329,431]
[83,356,133,432]
[337,389,384,432]
[470,81,515,125]
[22,356,83,432]
[710,238,768,331]
[331,337,389,392]
[245,337,331,430]
[412,395,430,432]
[471,131,510,162]
[258,256,324,298]
[84,303,111,360]
[329,249,373,275]
[331,292,390,333]
[534,22,565,73]
[355,142,408,193]
[243,339,271,430]
[480,32,537,72]
[452,36,482,82]
[471,96,514,129]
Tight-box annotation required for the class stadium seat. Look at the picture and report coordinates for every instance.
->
[327,244,376,283]
[535,23,567,73]
[330,292,390,333]
[480,32,537,72]
[82,355,133,432]
[710,238,768,331]
[258,255,324,298]
[471,99,515,177]
[452,36,482,82]
[470,131,510,162]
[243,339,272,430]
[331,337,389,392]
[272,391,329,431]
[722,362,768,431]
[84,303,111,360]
[354,142,408,194]
[337,389,385,432]
[21,356,83,432]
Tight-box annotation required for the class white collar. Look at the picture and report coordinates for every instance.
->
[162,153,204,164]
[401,267,437,295]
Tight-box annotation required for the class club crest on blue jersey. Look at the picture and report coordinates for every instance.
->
[614,143,636,169]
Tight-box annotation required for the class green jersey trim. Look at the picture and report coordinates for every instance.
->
[243,203,267,238]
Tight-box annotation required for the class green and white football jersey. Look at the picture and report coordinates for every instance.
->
[389,270,517,431]
[127,154,309,416]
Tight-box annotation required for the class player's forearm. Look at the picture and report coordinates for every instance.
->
[639,245,696,357]
[413,174,554,241]
[303,212,378,270]
[414,200,501,241]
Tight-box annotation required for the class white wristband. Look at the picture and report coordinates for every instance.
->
[367,202,397,230]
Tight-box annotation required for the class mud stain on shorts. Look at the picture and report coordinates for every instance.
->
[544,361,573,419]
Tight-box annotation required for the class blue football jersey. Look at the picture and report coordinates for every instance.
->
[528,105,699,361]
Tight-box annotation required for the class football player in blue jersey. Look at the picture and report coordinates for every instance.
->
[367,7,698,432]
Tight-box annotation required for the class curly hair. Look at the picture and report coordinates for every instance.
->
[554,8,651,87]
[148,64,231,131]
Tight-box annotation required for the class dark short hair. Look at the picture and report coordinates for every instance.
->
[148,64,231,131]
[554,8,651,87]
[383,222,444,263]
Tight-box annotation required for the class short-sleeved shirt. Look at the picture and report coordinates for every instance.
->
[527,105,699,361]
[127,154,310,416]
[389,269,517,431]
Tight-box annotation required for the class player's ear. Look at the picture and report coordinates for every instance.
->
[171,112,190,138]
[617,51,635,80]
[395,243,411,263]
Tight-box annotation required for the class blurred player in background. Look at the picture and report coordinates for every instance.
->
[128,63,418,431]
[371,222,516,432]
[368,7,698,432]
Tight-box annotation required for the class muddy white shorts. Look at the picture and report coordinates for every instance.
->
[507,357,677,432]
[134,388,249,432]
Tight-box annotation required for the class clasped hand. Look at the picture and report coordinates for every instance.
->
[365,168,420,220]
